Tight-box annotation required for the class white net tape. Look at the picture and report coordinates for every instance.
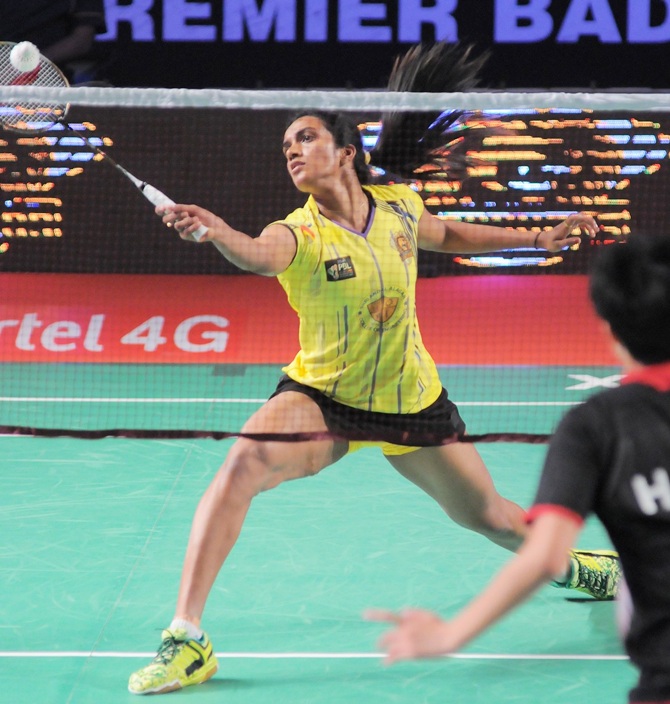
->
[2,85,670,111]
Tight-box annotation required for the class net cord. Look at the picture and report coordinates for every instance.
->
[0,425,551,444]
[2,86,670,111]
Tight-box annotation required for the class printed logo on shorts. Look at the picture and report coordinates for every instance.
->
[325,256,356,281]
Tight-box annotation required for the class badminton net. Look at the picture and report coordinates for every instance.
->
[2,86,669,442]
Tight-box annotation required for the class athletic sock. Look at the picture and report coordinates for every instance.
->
[169,618,203,641]
[554,557,576,587]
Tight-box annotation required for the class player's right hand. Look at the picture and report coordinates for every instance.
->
[157,204,218,242]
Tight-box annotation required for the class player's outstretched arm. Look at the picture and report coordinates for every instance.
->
[417,210,598,254]
[365,512,580,664]
[157,204,296,276]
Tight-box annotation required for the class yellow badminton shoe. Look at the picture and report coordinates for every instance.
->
[555,549,621,600]
[128,628,218,695]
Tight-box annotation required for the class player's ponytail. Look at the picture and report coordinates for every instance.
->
[368,42,491,181]
[287,43,492,185]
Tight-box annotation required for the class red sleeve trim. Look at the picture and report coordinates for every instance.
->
[525,504,585,527]
[622,361,670,391]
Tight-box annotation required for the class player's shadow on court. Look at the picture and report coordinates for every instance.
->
[563,596,621,640]
[200,666,409,693]
[199,677,254,693]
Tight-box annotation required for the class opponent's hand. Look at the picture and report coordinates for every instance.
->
[364,608,456,664]
[537,212,599,252]
[157,203,221,243]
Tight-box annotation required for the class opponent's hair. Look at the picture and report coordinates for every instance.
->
[287,42,490,184]
[590,236,670,364]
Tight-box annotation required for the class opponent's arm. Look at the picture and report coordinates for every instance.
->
[366,512,580,663]
[417,209,598,254]
[158,204,297,276]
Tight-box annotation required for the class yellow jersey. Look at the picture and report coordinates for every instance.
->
[275,183,442,414]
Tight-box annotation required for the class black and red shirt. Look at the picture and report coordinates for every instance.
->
[528,362,670,702]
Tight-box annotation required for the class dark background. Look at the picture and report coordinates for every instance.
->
[91,0,670,90]
[3,1,670,276]
[2,106,668,276]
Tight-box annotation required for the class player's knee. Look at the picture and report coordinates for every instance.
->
[215,441,276,499]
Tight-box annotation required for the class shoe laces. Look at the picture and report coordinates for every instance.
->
[577,561,611,596]
[153,630,185,665]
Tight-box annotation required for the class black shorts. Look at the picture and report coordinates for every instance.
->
[630,668,670,703]
[270,375,466,451]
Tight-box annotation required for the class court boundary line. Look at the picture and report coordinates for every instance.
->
[0,651,628,661]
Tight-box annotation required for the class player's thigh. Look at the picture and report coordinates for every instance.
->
[386,442,501,518]
[232,390,348,487]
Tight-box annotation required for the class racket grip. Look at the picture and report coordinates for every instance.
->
[140,183,209,242]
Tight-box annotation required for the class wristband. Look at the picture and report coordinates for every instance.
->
[533,232,542,249]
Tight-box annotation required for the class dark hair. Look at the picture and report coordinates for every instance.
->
[286,110,372,184]
[590,236,670,364]
[371,42,491,180]
[286,42,491,185]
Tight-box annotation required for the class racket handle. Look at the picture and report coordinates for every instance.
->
[139,183,208,242]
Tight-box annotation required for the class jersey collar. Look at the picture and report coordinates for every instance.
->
[622,360,670,391]
[306,192,375,238]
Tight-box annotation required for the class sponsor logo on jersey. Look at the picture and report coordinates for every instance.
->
[325,256,356,281]
[391,231,413,261]
[358,287,408,332]
[367,296,399,323]
[300,224,316,240]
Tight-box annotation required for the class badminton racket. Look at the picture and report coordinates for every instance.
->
[0,41,208,241]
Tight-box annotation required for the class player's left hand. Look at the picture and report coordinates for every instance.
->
[538,212,599,252]
[364,608,455,664]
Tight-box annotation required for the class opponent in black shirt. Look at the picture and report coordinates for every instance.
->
[371,234,670,703]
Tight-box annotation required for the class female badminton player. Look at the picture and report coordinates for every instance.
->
[128,43,620,695]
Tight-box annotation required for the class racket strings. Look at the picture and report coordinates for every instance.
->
[0,43,69,131]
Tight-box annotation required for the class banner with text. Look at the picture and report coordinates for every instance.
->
[90,0,668,89]
[0,273,613,365]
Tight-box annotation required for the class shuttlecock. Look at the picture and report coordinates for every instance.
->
[10,42,40,73]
